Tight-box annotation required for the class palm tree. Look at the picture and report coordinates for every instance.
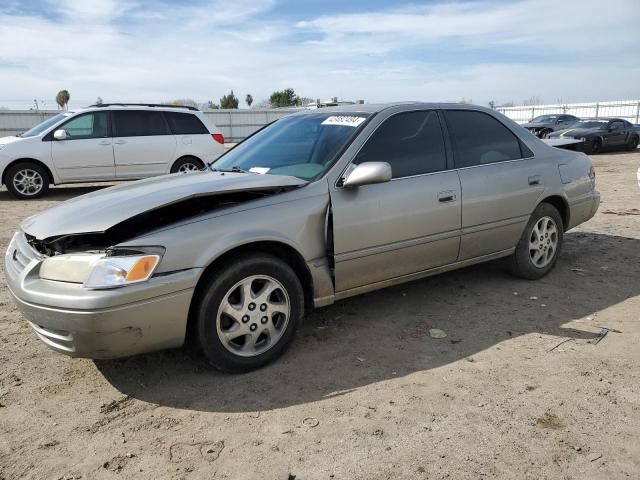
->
[56,90,70,110]
[245,94,253,108]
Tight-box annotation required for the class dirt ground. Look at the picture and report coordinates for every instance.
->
[0,150,639,480]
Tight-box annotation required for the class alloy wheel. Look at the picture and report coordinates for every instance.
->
[177,162,201,173]
[529,216,558,268]
[216,275,290,357]
[12,169,44,196]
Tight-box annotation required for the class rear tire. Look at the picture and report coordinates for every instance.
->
[4,161,50,199]
[194,253,304,373]
[627,135,639,152]
[507,203,564,280]
[171,156,204,174]
[540,128,552,139]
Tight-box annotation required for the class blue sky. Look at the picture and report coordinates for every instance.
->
[0,0,639,109]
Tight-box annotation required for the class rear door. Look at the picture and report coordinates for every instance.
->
[50,111,115,181]
[330,110,461,293]
[444,109,544,260]
[112,110,177,178]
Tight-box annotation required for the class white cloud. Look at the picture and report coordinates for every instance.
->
[0,0,638,109]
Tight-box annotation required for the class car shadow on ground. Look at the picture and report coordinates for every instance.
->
[0,184,113,202]
[96,231,639,413]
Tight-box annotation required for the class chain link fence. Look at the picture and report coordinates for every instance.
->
[497,100,640,124]
[2,100,639,138]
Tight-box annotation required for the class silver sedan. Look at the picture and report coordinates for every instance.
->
[4,103,600,372]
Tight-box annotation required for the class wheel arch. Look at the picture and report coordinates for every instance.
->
[186,240,315,342]
[170,155,204,173]
[538,195,569,229]
[1,158,55,186]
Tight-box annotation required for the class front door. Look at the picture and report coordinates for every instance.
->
[112,110,177,178]
[330,110,461,293]
[50,111,115,181]
[444,109,544,260]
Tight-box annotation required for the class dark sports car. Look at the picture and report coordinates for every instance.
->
[548,118,640,154]
[521,114,580,138]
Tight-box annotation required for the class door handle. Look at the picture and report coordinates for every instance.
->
[98,140,111,145]
[114,139,127,145]
[437,190,457,203]
[528,175,541,186]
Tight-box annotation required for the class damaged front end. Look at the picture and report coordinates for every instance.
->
[16,171,306,292]
[26,188,295,256]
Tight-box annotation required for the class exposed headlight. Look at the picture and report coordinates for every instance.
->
[40,252,161,289]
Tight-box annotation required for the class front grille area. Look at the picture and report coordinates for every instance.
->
[5,231,43,277]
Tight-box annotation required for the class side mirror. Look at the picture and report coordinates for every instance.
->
[342,162,392,188]
[53,129,68,140]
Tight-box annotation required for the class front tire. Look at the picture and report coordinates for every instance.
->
[507,203,563,280]
[194,253,304,372]
[540,128,552,139]
[627,135,639,152]
[587,137,602,155]
[5,162,50,199]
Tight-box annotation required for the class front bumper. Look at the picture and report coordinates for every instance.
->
[5,232,200,359]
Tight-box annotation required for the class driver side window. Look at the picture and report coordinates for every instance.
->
[354,110,447,178]
[61,112,110,140]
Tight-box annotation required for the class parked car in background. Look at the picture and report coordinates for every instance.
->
[5,103,600,372]
[522,114,580,138]
[547,118,640,154]
[0,104,225,199]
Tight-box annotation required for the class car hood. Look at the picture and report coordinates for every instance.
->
[21,171,307,240]
[548,128,602,138]
[0,135,24,147]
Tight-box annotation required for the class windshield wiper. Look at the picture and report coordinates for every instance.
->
[211,165,250,173]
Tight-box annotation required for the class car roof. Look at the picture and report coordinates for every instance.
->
[289,102,496,116]
[74,104,199,114]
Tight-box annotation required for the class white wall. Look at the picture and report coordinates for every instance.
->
[0,109,297,141]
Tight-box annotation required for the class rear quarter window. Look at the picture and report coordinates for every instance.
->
[445,110,524,168]
[164,112,209,135]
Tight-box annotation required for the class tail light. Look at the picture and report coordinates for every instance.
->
[212,133,225,144]
[588,165,596,180]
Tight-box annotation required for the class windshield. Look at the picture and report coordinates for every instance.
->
[20,113,70,138]
[212,112,370,180]
[567,120,607,129]
[531,115,558,123]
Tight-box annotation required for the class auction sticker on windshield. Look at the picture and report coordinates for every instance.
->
[321,116,366,127]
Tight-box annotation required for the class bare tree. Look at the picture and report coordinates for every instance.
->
[95,96,103,105]
[245,94,253,108]
[522,96,542,106]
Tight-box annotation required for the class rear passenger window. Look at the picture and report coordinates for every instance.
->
[113,111,169,137]
[445,110,523,168]
[354,110,446,178]
[164,112,209,134]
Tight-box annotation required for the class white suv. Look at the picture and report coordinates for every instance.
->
[0,104,225,199]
